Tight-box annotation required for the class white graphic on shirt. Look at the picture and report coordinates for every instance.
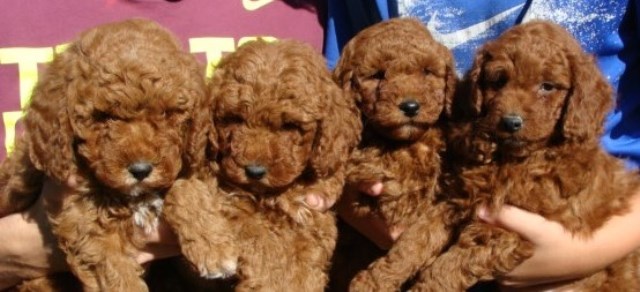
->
[426,4,524,48]
[521,0,617,50]
[242,0,274,11]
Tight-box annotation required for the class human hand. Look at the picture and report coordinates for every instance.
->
[0,177,180,290]
[336,181,405,249]
[478,191,640,290]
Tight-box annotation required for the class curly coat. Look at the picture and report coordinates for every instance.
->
[162,39,362,291]
[412,21,640,291]
[0,19,206,291]
[328,18,457,291]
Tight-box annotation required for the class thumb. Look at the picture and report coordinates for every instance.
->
[357,181,384,197]
[477,205,561,242]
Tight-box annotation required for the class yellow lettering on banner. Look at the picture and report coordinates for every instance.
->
[2,111,21,153]
[1,47,56,154]
[189,38,235,78]
[0,47,54,108]
[242,0,275,11]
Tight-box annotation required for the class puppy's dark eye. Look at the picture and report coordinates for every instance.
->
[92,110,113,123]
[423,68,432,75]
[368,70,385,80]
[483,68,508,90]
[282,122,303,133]
[220,115,243,125]
[537,82,556,95]
[162,109,184,118]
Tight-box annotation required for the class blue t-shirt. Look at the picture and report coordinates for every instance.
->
[325,0,640,169]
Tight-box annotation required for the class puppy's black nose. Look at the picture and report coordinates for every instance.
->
[399,100,420,117]
[245,164,267,180]
[128,162,153,181]
[501,114,523,133]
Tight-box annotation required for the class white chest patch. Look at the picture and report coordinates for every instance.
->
[132,196,164,234]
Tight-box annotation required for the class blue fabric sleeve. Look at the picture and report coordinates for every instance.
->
[324,1,346,69]
[324,0,394,69]
[602,0,640,169]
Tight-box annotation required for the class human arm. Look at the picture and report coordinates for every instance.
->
[337,179,640,289]
[478,185,640,289]
[0,178,179,291]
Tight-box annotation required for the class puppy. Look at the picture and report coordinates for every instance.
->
[412,21,640,291]
[0,19,205,291]
[162,39,362,291]
[330,18,457,291]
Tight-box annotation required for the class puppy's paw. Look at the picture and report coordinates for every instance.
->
[469,138,496,164]
[181,239,239,280]
[198,258,238,279]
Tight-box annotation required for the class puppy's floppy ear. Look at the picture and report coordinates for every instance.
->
[467,50,490,117]
[24,52,78,183]
[310,78,362,177]
[561,50,613,142]
[184,77,216,178]
[446,49,490,121]
[332,40,360,103]
[441,46,458,118]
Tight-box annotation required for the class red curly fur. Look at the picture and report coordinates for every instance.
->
[162,39,362,291]
[327,18,457,291]
[409,21,640,291]
[342,20,640,292]
[0,19,206,291]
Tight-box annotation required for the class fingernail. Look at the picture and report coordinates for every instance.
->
[477,207,491,221]
[67,175,78,188]
[389,225,404,240]
[370,182,383,196]
[305,194,321,208]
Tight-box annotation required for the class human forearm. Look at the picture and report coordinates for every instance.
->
[479,186,640,287]
[0,211,65,290]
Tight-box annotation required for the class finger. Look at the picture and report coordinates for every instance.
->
[304,193,336,212]
[137,220,180,264]
[337,204,395,249]
[135,251,157,265]
[477,205,565,242]
[65,175,82,189]
[135,244,179,265]
[357,181,384,196]
[349,214,395,250]
[389,224,406,241]
[136,243,180,264]
[142,218,179,244]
